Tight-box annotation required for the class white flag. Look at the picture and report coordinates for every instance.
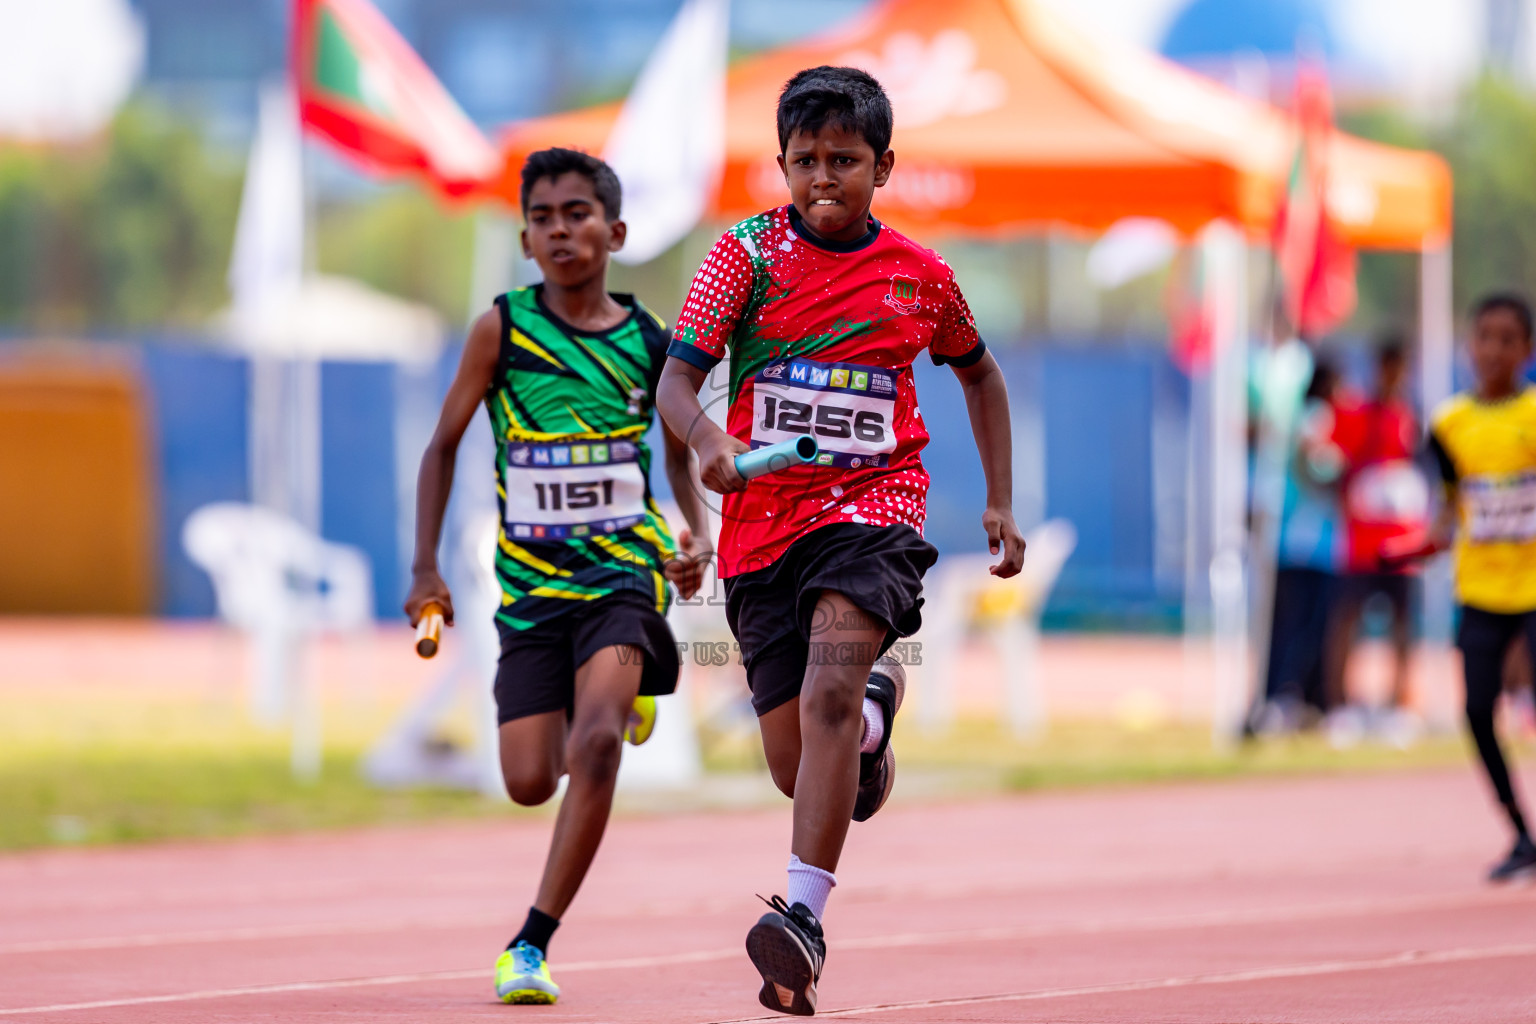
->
[228,81,305,342]
[604,0,729,265]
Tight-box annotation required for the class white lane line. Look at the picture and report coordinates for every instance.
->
[710,942,1536,1022]
[0,916,500,956]
[4,885,1528,957]
[0,970,487,1017]
[14,937,1527,1020]
[0,948,739,1017]
[4,894,1534,1016]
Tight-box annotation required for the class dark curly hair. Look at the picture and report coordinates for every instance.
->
[519,147,622,221]
[776,66,893,155]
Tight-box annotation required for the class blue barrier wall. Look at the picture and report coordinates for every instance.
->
[136,347,403,619]
[118,337,1198,627]
[321,362,400,620]
[141,346,250,617]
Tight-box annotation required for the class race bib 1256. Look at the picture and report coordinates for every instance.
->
[503,440,648,540]
[750,358,898,470]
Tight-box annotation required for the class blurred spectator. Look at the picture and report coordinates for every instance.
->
[1323,338,1431,746]
[1259,357,1345,731]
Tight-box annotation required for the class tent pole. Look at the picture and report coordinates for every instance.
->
[1205,222,1250,747]
[1419,243,1455,651]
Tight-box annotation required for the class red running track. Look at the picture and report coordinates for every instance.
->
[3,767,1536,1022]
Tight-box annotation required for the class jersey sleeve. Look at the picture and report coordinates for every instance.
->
[1426,399,1460,487]
[1425,429,1458,486]
[668,232,755,371]
[927,263,986,367]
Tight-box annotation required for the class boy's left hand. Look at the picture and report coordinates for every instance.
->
[664,527,714,600]
[983,507,1026,578]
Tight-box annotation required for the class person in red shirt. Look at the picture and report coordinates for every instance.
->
[1323,339,1431,737]
[656,66,1025,1016]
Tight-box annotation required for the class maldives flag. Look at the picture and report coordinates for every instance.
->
[292,0,499,199]
[1273,63,1356,339]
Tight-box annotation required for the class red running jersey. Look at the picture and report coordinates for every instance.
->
[669,205,984,577]
[1333,395,1430,573]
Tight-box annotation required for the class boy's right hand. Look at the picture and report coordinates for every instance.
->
[697,431,750,494]
[405,570,454,627]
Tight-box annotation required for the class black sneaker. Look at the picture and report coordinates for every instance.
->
[853,656,905,822]
[746,895,825,1016]
[1488,835,1536,883]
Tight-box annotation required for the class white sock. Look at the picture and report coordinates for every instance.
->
[859,698,885,754]
[786,854,836,920]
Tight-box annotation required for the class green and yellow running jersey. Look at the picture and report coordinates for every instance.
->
[485,286,676,631]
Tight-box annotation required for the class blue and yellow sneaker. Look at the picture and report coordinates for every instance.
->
[625,695,657,746]
[495,941,560,1005]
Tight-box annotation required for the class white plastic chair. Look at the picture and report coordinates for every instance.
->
[183,502,373,778]
[917,519,1078,737]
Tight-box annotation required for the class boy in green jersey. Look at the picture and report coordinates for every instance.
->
[405,148,711,1004]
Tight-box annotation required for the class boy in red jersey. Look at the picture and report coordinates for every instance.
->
[656,66,1025,1016]
[1324,339,1428,732]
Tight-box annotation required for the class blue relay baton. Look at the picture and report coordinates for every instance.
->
[735,435,820,480]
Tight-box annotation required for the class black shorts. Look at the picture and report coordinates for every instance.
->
[1457,605,1536,692]
[723,522,938,717]
[493,590,679,725]
[1339,571,1418,621]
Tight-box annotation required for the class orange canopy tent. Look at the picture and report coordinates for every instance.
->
[493,0,1449,251]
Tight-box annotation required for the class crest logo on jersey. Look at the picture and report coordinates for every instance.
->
[510,446,531,466]
[762,362,786,379]
[884,275,921,315]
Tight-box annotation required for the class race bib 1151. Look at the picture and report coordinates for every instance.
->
[750,358,898,470]
[503,440,648,540]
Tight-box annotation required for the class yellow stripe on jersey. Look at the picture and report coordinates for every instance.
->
[498,534,573,578]
[591,533,644,564]
[511,329,567,370]
[572,337,637,393]
[635,300,667,332]
[502,423,647,444]
[631,520,677,561]
[499,391,524,435]
[1432,388,1536,613]
[652,570,667,614]
[528,585,604,601]
[565,403,598,435]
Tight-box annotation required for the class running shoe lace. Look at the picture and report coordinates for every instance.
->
[758,894,793,916]
[512,941,543,972]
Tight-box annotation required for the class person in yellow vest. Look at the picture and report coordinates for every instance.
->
[1391,293,1536,881]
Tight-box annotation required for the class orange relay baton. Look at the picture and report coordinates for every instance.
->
[415,602,445,659]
